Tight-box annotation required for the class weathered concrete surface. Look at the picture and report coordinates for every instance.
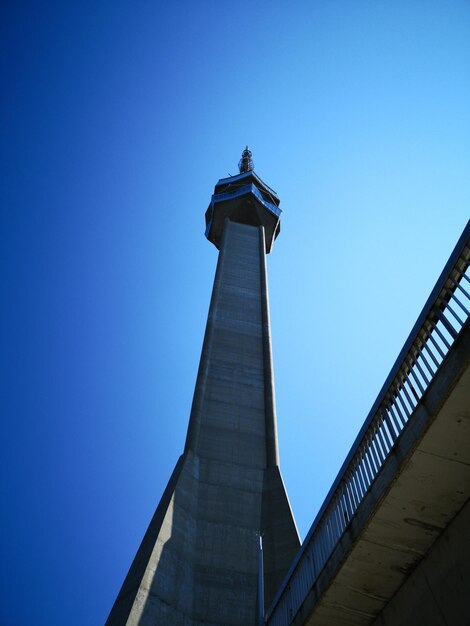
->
[291,322,470,626]
[372,497,470,626]
[107,220,299,626]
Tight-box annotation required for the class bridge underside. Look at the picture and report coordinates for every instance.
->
[295,324,470,626]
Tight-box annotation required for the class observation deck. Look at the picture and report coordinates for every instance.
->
[205,169,282,253]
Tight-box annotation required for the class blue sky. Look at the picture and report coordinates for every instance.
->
[1,2,469,625]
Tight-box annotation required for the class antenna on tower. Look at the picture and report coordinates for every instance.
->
[238,146,254,173]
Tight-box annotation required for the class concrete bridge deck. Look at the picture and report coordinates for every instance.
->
[288,325,469,625]
[266,221,470,626]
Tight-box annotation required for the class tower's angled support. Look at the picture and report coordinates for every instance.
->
[107,150,300,626]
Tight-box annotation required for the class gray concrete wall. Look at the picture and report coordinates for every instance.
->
[107,220,299,626]
[372,496,470,626]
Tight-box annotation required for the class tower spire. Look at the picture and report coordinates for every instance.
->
[238,145,254,173]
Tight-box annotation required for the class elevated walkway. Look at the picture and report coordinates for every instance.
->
[267,222,470,626]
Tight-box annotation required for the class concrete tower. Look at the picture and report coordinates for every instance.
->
[107,148,300,626]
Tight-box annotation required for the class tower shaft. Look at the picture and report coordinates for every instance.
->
[186,220,278,467]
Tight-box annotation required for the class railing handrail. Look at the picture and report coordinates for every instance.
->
[212,183,282,217]
[267,219,470,624]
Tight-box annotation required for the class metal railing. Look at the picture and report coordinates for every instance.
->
[266,220,470,626]
[212,183,282,217]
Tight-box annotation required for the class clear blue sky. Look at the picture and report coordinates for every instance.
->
[1,2,469,624]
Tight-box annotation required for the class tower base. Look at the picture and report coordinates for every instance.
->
[107,451,299,626]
